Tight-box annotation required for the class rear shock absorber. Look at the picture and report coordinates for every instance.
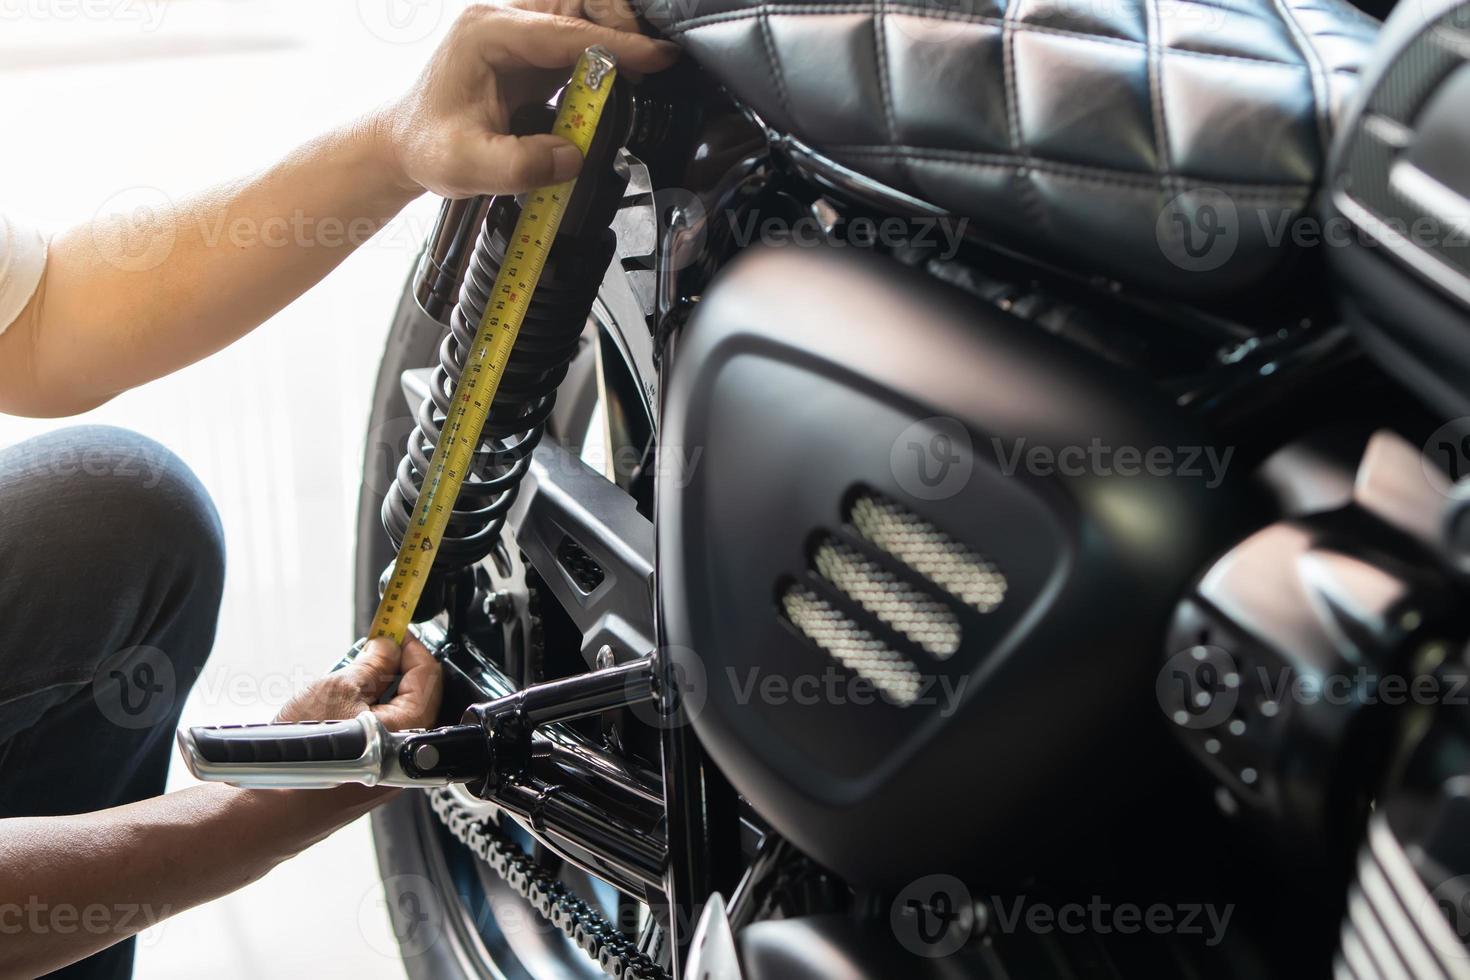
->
[383,84,633,619]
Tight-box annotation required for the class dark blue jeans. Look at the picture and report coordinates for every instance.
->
[0,426,225,979]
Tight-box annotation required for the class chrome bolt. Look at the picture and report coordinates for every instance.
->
[413,743,441,771]
[483,590,514,621]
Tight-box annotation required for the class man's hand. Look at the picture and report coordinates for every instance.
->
[373,2,679,199]
[276,636,444,731]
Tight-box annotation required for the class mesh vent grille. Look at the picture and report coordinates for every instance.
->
[813,538,960,659]
[781,587,923,706]
[850,493,1007,613]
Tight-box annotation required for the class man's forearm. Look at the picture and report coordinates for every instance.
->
[0,6,678,419]
[0,115,418,417]
[0,782,387,978]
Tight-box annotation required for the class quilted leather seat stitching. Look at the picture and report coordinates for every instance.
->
[664,4,1325,71]
[756,9,795,119]
[649,0,1379,294]
[873,0,911,187]
[999,0,1049,233]
[1144,0,1177,190]
[1270,0,1331,147]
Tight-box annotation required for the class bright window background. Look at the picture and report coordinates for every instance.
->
[0,2,476,976]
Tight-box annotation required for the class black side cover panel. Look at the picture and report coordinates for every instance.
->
[657,245,1255,886]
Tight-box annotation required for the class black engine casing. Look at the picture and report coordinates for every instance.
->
[656,245,1258,886]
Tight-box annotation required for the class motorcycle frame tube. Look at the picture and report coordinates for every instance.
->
[533,735,666,810]
[649,347,740,979]
[635,92,779,977]
[436,632,676,904]
[493,774,668,895]
[656,660,721,980]
[461,658,656,733]
[462,655,669,887]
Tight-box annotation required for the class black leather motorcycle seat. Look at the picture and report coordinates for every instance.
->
[639,0,1380,296]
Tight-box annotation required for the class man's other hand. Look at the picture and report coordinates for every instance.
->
[276,636,444,731]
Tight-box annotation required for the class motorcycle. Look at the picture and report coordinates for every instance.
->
[177,0,1470,975]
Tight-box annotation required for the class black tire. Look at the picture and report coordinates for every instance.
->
[370,791,487,980]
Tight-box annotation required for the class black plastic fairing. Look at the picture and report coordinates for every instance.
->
[656,244,1258,886]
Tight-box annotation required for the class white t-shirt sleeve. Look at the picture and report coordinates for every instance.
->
[0,213,48,336]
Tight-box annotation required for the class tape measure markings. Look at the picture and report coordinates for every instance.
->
[371,48,618,645]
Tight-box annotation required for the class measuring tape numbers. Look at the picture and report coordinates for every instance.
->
[371,46,619,645]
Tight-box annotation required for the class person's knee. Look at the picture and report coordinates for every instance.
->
[9,424,222,561]
[0,426,225,674]
[85,426,225,587]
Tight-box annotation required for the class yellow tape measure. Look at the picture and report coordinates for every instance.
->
[371,47,619,645]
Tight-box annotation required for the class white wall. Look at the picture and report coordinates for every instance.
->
[0,3,474,975]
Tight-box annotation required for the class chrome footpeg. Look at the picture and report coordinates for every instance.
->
[177,710,490,790]
[178,649,655,791]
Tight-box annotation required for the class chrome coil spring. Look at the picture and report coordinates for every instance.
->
[383,197,615,575]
